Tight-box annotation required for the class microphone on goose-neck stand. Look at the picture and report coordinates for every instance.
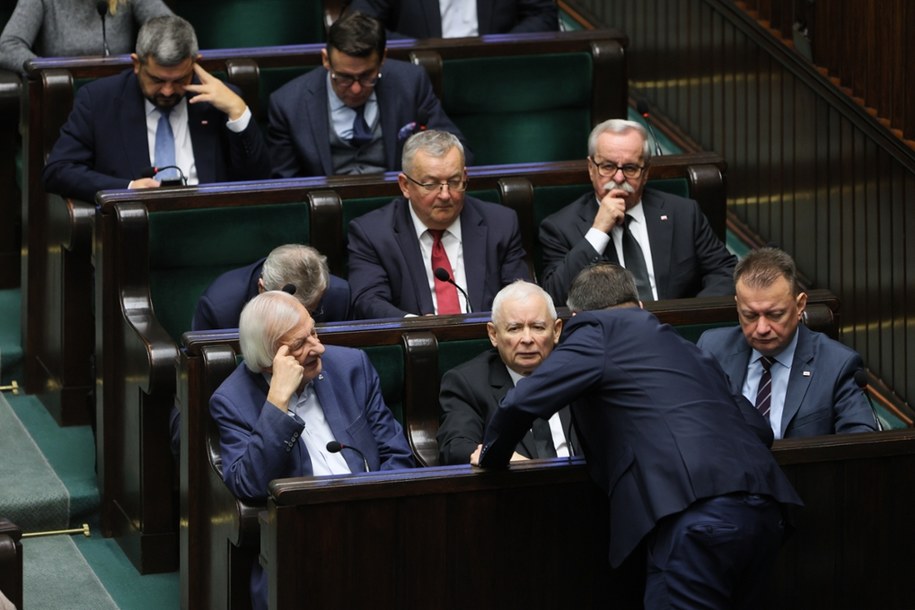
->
[140,165,188,187]
[854,369,883,432]
[326,441,370,472]
[434,267,472,313]
[636,99,664,157]
[96,1,111,57]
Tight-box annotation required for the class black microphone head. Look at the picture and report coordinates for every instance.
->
[854,369,868,389]
[281,283,297,295]
[637,99,651,117]
[434,267,451,282]
[326,441,343,453]
[140,166,157,179]
[96,0,108,17]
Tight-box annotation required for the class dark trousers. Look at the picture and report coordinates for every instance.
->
[643,493,785,610]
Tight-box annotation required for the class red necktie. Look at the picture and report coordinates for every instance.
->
[429,229,461,314]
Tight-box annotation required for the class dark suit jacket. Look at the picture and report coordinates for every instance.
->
[191,257,352,330]
[266,58,471,178]
[347,195,530,318]
[210,346,414,610]
[697,324,878,438]
[539,189,736,305]
[437,348,577,464]
[480,308,803,567]
[347,0,559,38]
[42,68,271,203]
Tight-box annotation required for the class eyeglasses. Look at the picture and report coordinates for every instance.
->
[329,67,382,88]
[403,173,468,193]
[589,157,646,179]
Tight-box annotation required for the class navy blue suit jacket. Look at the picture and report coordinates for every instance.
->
[191,257,352,330]
[480,308,802,567]
[266,59,471,178]
[347,195,530,319]
[697,324,878,438]
[42,68,271,203]
[210,346,414,610]
[437,348,577,464]
[539,189,736,305]
[347,0,558,38]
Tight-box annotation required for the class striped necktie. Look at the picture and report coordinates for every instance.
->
[755,356,775,418]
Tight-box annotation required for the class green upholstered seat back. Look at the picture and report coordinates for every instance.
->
[531,177,693,278]
[180,0,325,49]
[442,53,593,165]
[148,202,310,341]
[362,345,406,425]
[437,338,492,377]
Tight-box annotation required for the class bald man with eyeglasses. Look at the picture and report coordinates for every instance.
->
[266,10,470,178]
[539,119,736,306]
[347,129,529,319]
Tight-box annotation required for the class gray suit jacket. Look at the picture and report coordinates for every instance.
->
[697,324,878,438]
[539,188,736,305]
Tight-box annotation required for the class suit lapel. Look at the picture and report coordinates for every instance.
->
[394,199,436,314]
[491,362,539,457]
[305,74,334,175]
[312,372,365,474]
[459,199,486,312]
[782,326,815,437]
[722,331,752,395]
[420,0,444,37]
[641,191,673,298]
[187,94,217,182]
[121,72,154,175]
[375,78,399,168]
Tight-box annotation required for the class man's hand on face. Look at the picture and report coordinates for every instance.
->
[266,345,305,412]
[184,63,248,121]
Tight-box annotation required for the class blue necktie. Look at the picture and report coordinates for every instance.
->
[351,105,372,147]
[154,109,178,181]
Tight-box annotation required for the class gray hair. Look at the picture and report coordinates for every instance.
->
[261,244,330,311]
[491,280,557,327]
[566,263,639,312]
[587,119,652,163]
[734,247,801,296]
[401,130,464,175]
[135,15,198,66]
[239,291,302,372]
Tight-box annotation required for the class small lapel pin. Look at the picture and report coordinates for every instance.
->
[317,373,324,381]
[201,120,208,125]
[802,371,811,377]
[660,215,668,221]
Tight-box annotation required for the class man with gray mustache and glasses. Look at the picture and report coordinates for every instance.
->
[538,119,736,305]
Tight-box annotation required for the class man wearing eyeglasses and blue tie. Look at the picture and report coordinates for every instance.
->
[347,129,529,319]
[539,119,736,306]
[266,11,471,178]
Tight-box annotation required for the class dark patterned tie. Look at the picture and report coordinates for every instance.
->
[622,214,652,300]
[531,418,558,458]
[351,104,372,147]
[755,356,775,419]
[429,229,461,314]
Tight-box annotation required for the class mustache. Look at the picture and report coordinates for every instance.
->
[602,180,635,194]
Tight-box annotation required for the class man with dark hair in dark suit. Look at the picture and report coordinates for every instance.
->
[437,280,575,464]
[698,247,877,438]
[347,129,529,319]
[43,15,270,202]
[539,118,735,306]
[346,0,558,39]
[266,10,470,178]
[473,263,803,610]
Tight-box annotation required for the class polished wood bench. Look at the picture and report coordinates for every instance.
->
[176,291,839,609]
[21,28,630,426]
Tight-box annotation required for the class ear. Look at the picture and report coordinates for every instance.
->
[321,48,331,70]
[130,53,141,74]
[552,318,563,344]
[257,278,265,293]
[397,173,411,199]
[796,291,808,318]
[487,322,498,347]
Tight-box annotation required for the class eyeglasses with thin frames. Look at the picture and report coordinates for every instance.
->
[589,156,646,179]
[403,173,468,193]
[329,66,382,88]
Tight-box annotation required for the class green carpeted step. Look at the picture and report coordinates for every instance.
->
[22,536,119,610]
[0,393,70,531]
